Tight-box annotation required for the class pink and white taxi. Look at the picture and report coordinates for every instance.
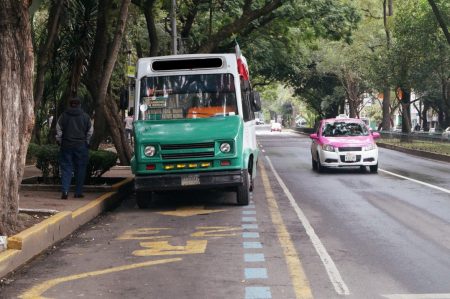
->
[310,117,380,173]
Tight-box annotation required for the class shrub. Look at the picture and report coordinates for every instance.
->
[26,143,41,164]
[35,145,60,181]
[32,144,118,183]
[85,150,118,183]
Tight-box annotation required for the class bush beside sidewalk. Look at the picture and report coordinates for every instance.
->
[0,166,134,279]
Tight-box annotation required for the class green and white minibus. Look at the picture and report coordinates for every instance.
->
[131,53,261,208]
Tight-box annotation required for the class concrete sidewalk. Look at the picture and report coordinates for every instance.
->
[0,166,134,279]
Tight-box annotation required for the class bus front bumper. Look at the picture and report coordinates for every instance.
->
[134,170,244,191]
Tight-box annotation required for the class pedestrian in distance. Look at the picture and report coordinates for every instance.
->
[56,96,93,199]
[124,108,134,144]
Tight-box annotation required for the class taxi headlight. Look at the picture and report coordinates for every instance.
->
[220,142,231,153]
[322,144,335,152]
[364,143,377,151]
[144,145,156,157]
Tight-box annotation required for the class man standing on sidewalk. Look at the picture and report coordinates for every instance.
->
[56,96,93,199]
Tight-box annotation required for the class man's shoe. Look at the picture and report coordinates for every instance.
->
[74,194,84,198]
[61,192,68,199]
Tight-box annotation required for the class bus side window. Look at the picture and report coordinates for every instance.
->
[242,91,255,122]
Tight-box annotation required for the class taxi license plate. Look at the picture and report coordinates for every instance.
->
[181,175,200,186]
[345,153,356,162]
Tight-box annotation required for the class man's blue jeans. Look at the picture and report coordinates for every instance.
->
[59,145,89,195]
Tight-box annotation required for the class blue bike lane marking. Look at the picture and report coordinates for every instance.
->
[242,199,272,299]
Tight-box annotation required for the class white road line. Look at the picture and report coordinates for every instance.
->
[265,156,350,295]
[379,169,450,194]
[383,293,450,299]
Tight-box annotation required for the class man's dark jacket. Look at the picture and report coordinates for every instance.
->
[56,107,93,148]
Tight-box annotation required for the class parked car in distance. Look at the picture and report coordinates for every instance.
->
[270,122,282,132]
[309,117,380,173]
[255,118,265,125]
[442,127,450,139]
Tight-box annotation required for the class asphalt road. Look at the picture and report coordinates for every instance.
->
[1,125,449,299]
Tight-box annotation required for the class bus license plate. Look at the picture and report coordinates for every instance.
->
[181,175,200,186]
[345,153,356,162]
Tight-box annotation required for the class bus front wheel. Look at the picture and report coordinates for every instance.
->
[136,191,153,209]
[236,170,250,206]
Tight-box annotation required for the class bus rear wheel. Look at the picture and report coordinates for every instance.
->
[236,170,250,206]
[136,191,153,209]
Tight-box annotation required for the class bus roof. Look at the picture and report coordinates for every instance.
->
[136,54,242,79]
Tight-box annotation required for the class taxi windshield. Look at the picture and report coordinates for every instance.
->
[322,122,369,137]
[138,73,237,120]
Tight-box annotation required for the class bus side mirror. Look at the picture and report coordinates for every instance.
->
[251,91,262,111]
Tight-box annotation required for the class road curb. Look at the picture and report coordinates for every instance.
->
[0,178,133,279]
[377,143,450,163]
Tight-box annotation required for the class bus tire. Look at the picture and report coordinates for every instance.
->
[236,170,250,206]
[136,191,153,209]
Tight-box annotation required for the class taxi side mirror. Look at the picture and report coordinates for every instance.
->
[372,132,380,139]
[310,133,319,140]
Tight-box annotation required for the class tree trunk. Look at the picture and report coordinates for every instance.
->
[422,102,430,131]
[180,0,201,39]
[86,0,111,150]
[87,0,132,164]
[103,95,132,164]
[197,0,283,53]
[32,0,65,143]
[442,77,450,128]
[33,0,65,110]
[142,0,159,56]
[0,1,35,235]
[401,88,412,134]
[382,0,392,131]
[427,0,450,45]
[382,87,391,130]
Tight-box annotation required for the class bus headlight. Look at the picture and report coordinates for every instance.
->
[144,145,156,157]
[220,142,231,153]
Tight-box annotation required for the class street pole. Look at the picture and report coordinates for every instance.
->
[171,0,177,55]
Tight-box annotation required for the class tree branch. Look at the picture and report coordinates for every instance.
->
[427,0,450,45]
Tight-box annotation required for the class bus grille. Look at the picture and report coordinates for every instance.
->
[162,152,214,159]
[161,142,214,150]
[160,142,215,160]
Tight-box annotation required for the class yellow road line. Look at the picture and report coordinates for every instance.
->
[156,206,226,217]
[260,161,314,299]
[19,258,182,299]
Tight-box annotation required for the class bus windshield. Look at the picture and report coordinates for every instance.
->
[138,73,237,120]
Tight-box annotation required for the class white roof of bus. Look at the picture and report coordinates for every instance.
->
[136,54,240,79]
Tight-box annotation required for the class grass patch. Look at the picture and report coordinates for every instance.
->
[379,138,450,156]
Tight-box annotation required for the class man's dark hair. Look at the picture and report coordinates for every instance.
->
[69,96,81,108]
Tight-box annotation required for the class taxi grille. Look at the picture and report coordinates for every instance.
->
[338,147,362,152]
